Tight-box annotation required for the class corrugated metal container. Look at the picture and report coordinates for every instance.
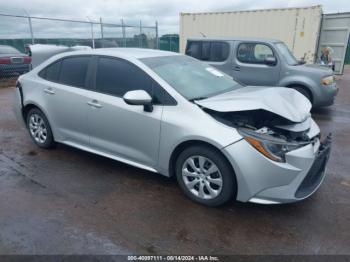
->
[180,5,322,63]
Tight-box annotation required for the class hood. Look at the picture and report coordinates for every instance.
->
[300,64,333,75]
[195,87,311,123]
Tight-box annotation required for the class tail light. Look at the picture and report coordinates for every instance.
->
[0,57,11,64]
[24,56,32,64]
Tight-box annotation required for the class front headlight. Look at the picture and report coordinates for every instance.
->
[321,75,334,85]
[239,129,307,162]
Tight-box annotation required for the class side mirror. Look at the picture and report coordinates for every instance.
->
[264,56,277,66]
[123,90,153,112]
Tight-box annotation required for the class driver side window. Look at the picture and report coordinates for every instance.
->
[237,43,274,64]
[95,57,176,105]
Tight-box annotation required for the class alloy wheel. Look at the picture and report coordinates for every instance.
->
[182,155,223,200]
[29,113,47,144]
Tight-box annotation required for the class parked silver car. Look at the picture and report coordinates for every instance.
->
[185,38,338,107]
[14,48,331,206]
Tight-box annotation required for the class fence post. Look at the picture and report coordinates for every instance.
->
[27,16,34,44]
[139,20,142,48]
[169,35,172,51]
[91,22,95,48]
[121,19,126,47]
[100,17,104,41]
[87,17,95,49]
[155,21,159,49]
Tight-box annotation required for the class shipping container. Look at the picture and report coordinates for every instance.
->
[180,5,322,63]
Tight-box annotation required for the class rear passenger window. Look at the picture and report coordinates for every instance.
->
[201,42,211,61]
[58,56,90,88]
[210,42,229,62]
[186,41,229,62]
[38,60,61,82]
[185,42,201,59]
[237,43,274,64]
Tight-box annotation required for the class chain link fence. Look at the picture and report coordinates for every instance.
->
[0,12,159,86]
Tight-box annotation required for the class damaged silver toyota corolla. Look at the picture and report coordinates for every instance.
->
[14,48,332,206]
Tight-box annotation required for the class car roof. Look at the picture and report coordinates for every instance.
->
[64,48,181,59]
[187,37,282,43]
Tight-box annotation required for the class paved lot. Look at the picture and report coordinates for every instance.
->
[0,68,349,255]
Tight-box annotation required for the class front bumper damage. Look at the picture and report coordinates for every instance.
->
[223,133,332,204]
[294,134,332,198]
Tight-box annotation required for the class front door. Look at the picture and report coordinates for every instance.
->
[88,56,163,168]
[232,42,281,86]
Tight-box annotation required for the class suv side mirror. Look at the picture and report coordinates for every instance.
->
[264,56,277,66]
[123,90,153,112]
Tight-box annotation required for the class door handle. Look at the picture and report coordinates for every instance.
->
[43,88,55,95]
[87,100,102,108]
[234,66,241,71]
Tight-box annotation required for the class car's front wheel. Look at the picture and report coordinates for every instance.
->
[175,145,236,206]
[27,108,55,148]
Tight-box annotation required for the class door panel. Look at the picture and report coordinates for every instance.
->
[88,93,162,167]
[88,56,163,167]
[37,56,92,146]
[43,81,92,146]
[232,42,281,86]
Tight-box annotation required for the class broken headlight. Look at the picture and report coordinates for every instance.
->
[238,129,307,162]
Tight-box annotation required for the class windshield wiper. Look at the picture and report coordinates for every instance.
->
[189,96,208,102]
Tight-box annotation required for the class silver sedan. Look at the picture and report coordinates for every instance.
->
[14,48,331,206]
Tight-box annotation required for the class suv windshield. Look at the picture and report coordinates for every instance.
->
[275,42,298,66]
[141,55,241,100]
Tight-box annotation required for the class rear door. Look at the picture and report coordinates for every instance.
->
[232,41,281,86]
[38,55,93,146]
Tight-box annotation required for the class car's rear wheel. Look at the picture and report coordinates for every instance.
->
[175,145,236,206]
[27,108,55,148]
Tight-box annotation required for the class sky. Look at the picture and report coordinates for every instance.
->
[0,0,350,37]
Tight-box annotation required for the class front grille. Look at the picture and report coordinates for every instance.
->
[11,57,24,64]
[295,134,332,198]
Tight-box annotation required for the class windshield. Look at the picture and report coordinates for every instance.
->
[275,42,298,65]
[0,46,20,54]
[141,55,241,100]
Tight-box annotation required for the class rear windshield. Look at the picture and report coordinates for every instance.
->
[0,46,20,54]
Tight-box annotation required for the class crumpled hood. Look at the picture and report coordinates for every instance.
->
[195,87,311,123]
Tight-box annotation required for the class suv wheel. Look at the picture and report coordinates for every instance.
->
[292,86,312,103]
[175,145,236,206]
[27,108,55,148]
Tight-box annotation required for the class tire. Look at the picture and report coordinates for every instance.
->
[292,86,312,103]
[26,108,55,149]
[175,145,236,207]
